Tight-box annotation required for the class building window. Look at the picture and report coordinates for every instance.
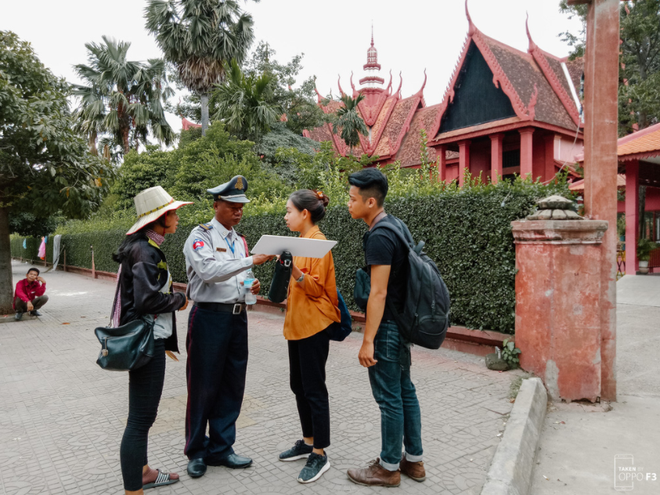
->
[503,149,520,168]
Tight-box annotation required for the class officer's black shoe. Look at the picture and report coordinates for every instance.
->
[187,458,207,478]
[209,453,253,469]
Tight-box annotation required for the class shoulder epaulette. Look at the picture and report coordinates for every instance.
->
[199,222,213,231]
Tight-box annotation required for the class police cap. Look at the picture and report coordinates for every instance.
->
[207,175,250,203]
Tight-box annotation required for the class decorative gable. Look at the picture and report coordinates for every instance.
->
[439,41,517,134]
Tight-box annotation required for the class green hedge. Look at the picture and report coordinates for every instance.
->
[11,181,568,334]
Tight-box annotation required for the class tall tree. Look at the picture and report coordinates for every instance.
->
[333,93,368,156]
[145,0,258,135]
[244,42,327,135]
[211,60,279,141]
[72,36,174,155]
[560,0,660,134]
[0,31,111,313]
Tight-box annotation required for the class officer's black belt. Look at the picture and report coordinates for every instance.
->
[195,302,246,314]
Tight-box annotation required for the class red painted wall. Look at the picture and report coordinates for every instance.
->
[470,142,490,182]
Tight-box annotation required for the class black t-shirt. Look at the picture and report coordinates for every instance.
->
[364,215,408,321]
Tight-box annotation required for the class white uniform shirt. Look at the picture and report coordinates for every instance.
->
[183,217,254,303]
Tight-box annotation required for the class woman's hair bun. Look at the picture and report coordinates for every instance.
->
[289,189,330,224]
[315,190,330,208]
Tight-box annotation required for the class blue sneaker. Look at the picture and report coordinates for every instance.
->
[279,439,313,462]
[297,453,330,484]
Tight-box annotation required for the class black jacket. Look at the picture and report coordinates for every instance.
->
[114,237,185,352]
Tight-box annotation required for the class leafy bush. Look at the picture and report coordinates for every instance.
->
[11,175,571,334]
[500,338,521,368]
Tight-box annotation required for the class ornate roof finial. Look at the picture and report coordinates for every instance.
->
[466,0,476,36]
[386,70,393,95]
[525,13,538,53]
[350,71,358,97]
[313,76,323,103]
[415,69,427,97]
[396,72,403,98]
[371,21,374,47]
[338,75,345,96]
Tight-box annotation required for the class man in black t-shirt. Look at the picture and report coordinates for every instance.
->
[345,169,425,487]
[363,215,408,321]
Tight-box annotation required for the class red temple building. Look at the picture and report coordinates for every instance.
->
[304,6,585,186]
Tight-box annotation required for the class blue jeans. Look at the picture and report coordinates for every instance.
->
[368,320,423,471]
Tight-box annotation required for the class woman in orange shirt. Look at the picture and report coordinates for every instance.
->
[279,189,340,484]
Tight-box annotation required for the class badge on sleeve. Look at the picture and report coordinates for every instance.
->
[192,239,205,251]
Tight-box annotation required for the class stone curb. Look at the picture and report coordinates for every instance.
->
[480,377,548,495]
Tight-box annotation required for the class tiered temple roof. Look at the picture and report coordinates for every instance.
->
[305,3,584,169]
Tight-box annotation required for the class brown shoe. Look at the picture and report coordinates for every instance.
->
[400,456,426,482]
[347,459,400,487]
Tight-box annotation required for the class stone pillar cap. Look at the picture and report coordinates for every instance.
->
[527,194,583,221]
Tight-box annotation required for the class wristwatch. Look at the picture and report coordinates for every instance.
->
[296,274,305,283]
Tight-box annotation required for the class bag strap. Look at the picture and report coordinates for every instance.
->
[371,217,414,250]
[372,217,426,255]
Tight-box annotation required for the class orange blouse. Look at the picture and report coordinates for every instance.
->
[282,225,340,340]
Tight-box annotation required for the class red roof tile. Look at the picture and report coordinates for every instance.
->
[618,122,660,160]
[569,174,625,190]
[396,105,441,167]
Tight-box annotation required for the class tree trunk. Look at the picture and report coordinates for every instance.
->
[201,93,209,136]
[0,207,15,314]
[121,127,130,155]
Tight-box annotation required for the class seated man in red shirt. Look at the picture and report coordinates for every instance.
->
[14,267,48,321]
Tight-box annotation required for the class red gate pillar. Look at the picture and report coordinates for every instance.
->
[578,0,620,402]
[513,201,607,401]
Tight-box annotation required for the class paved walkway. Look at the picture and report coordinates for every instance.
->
[530,274,660,494]
[0,261,517,495]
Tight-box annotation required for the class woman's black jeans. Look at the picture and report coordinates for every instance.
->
[120,339,166,490]
[287,329,330,449]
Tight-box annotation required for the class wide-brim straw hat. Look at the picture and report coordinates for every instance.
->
[126,186,193,236]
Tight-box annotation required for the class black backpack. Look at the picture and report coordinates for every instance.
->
[326,290,353,341]
[356,217,450,349]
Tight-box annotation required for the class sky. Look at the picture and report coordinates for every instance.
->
[1,0,582,136]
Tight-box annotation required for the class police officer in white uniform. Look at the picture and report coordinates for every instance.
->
[183,176,273,479]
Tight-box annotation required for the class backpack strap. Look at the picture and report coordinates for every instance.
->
[373,217,427,254]
[371,216,414,250]
[236,233,249,258]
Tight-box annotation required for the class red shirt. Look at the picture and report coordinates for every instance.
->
[13,279,46,309]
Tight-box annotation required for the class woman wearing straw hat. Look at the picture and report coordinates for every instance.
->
[111,186,191,494]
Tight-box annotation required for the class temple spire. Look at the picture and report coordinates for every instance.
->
[360,24,384,87]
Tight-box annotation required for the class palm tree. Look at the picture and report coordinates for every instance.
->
[333,93,368,156]
[211,60,279,141]
[73,36,174,155]
[145,0,258,135]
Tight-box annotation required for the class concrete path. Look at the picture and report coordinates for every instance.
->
[530,274,660,494]
[0,260,518,495]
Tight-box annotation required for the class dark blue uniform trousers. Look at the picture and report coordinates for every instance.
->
[184,305,248,462]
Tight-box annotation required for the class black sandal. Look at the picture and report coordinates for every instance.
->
[143,469,179,489]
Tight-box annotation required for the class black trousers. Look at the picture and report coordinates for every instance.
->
[185,306,248,462]
[288,329,330,449]
[120,339,166,491]
[14,295,48,312]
